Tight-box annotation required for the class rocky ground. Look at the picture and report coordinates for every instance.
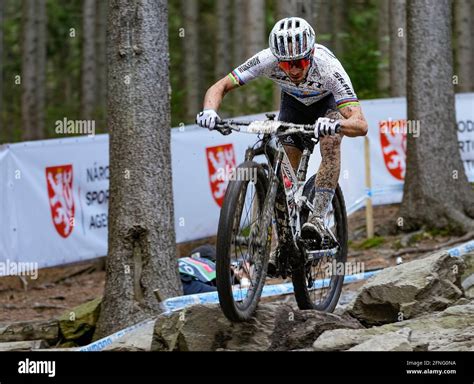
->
[0,203,473,351]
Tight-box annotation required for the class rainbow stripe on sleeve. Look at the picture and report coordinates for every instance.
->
[228,71,245,86]
[337,98,360,109]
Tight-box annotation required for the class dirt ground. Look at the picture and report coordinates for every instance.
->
[0,203,463,322]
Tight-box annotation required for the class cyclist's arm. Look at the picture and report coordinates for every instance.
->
[203,76,240,111]
[339,105,368,137]
[203,49,273,111]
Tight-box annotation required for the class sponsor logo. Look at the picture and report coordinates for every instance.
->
[283,136,295,144]
[334,72,355,97]
[379,120,407,180]
[238,56,261,73]
[206,144,237,207]
[46,164,75,238]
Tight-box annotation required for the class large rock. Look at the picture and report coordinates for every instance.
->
[103,320,155,351]
[347,251,464,325]
[269,306,363,351]
[58,297,102,344]
[313,301,474,351]
[461,252,474,299]
[0,319,59,343]
[152,302,363,351]
[0,340,46,351]
[152,303,271,351]
[347,328,413,351]
[461,251,474,278]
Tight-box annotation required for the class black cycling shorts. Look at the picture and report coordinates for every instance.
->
[278,91,338,152]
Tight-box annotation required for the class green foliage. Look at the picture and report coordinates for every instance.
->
[426,227,457,238]
[340,0,382,100]
[353,236,385,250]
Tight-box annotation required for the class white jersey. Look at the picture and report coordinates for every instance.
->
[228,44,359,109]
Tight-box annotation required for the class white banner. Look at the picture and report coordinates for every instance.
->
[0,94,472,273]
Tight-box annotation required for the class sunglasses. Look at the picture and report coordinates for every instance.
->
[278,57,311,72]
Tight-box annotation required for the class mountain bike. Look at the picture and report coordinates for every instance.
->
[213,114,348,322]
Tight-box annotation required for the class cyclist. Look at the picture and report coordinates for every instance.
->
[196,17,368,265]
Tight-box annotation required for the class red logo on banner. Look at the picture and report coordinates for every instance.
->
[206,144,236,207]
[379,120,407,180]
[46,165,75,238]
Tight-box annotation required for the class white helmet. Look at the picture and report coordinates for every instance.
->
[269,17,316,61]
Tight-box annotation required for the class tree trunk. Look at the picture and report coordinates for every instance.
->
[232,0,245,111]
[21,0,38,141]
[276,0,291,19]
[0,0,3,141]
[95,0,182,338]
[331,0,346,57]
[471,0,474,87]
[81,0,96,120]
[181,0,199,123]
[378,0,390,95]
[454,0,473,92]
[215,0,230,80]
[95,0,107,129]
[35,0,46,139]
[277,0,314,20]
[313,0,332,48]
[399,0,474,233]
[232,0,245,67]
[245,0,265,57]
[389,0,407,97]
[245,0,265,109]
[274,0,288,110]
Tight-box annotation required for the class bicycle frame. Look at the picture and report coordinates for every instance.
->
[245,133,313,251]
[218,117,339,260]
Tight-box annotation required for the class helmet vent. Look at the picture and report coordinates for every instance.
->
[279,36,285,55]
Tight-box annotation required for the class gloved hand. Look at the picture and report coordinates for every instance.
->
[314,117,341,137]
[196,109,221,130]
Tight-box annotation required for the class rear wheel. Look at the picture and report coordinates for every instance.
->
[216,161,271,322]
[291,178,348,312]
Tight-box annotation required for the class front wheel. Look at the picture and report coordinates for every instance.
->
[216,161,271,322]
[292,179,348,312]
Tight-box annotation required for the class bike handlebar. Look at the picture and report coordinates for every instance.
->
[214,119,317,137]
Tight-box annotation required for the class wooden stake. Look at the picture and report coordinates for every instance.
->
[364,136,374,239]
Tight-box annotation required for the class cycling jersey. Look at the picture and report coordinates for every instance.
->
[228,44,360,109]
